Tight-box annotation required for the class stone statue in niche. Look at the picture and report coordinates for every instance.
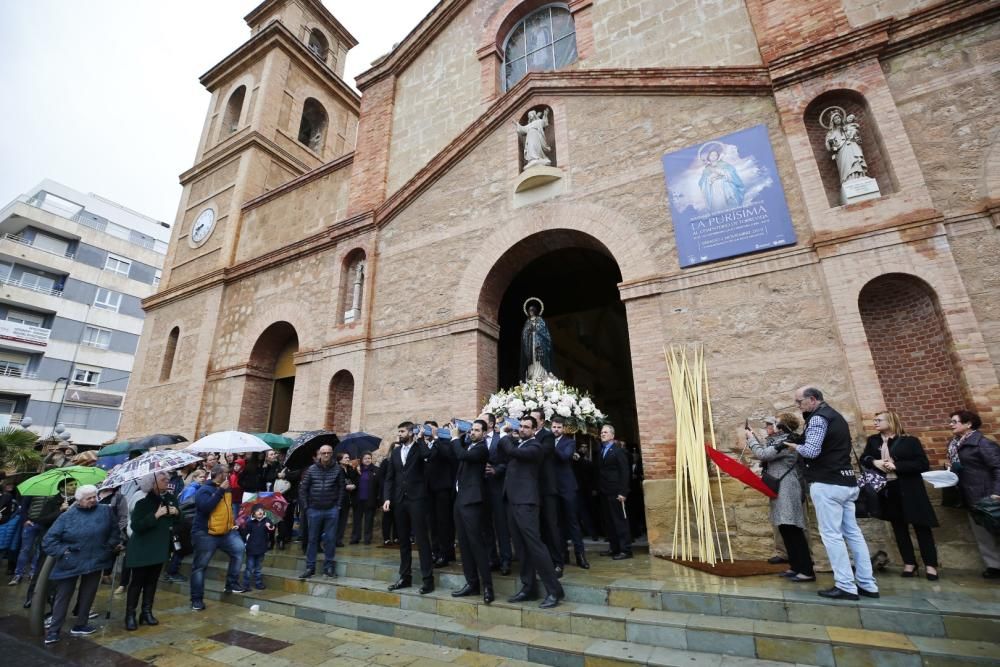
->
[344,259,365,324]
[514,108,552,169]
[309,130,323,152]
[820,106,880,205]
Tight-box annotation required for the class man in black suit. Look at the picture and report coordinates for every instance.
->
[449,420,494,604]
[597,425,632,559]
[382,422,437,593]
[503,415,564,609]
[483,414,513,575]
[423,421,456,567]
[530,409,564,577]
[551,416,590,569]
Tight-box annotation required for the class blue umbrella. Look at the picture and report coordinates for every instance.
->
[334,432,382,460]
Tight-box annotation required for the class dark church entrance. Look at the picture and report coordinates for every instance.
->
[488,231,645,539]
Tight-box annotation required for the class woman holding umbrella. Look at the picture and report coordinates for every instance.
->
[124,472,179,630]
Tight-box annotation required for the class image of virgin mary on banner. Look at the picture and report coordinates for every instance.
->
[661,124,796,268]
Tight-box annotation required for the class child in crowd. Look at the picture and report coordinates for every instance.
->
[240,504,275,590]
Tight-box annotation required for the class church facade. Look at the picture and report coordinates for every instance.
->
[120,0,1000,561]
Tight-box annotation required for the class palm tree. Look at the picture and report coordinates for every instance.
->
[0,426,41,472]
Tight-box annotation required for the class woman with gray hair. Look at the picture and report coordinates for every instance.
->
[124,472,179,630]
[40,483,121,644]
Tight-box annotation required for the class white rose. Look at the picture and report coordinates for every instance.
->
[556,404,572,418]
[525,399,538,411]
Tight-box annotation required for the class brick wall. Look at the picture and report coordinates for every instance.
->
[325,370,355,432]
[858,274,966,462]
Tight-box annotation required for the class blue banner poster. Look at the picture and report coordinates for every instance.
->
[661,124,796,268]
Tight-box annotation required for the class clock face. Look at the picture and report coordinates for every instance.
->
[191,208,216,244]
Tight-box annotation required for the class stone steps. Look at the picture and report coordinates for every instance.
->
[245,549,1000,643]
[163,557,1000,666]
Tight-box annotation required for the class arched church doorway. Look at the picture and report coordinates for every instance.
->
[480,230,644,539]
[238,322,298,434]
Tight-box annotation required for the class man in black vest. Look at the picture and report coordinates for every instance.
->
[530,409,565,576]
[597,425,632,559]
[789,386,878,601]
[502,416,564,608]
[382,422,437,594]
[449,420,494,604]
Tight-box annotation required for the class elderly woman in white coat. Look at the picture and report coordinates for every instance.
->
[746,414,815,581]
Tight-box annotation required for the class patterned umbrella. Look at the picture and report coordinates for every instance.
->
[97,450,203,490]
[236,492,288,528]
[285,430,340,469]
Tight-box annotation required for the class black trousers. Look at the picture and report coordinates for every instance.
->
[429,488,456,561]
[126,563,163,612]
[558,492,586,553]
[336,498,351,544]
[540,494,564,567]
[507,503,561,597]
[891,521,938,567]
[778,524,814,576]
[454,502,493,590]
[485,482,512,565]
[351,503,375,543]
[602,495,632,555]
[394,498,433,583]
[50,571,102,635]
[382,509,396,543]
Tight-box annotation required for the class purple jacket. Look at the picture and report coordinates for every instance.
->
[957,430,1000,505]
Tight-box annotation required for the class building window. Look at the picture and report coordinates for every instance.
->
[19,271,57,293]
[308,29,328,60]
[503,5,577,91]
[60,406,91,428]
[94,288,123,312]
[31,231,72,257]
[82,325,112,349]
[160,326,179,381]
[6,310,45,327]
[222,85,246,136]
[105,254,131,276]
[72,367,101,387]
[297,98,328,153]
[153,270,162,287]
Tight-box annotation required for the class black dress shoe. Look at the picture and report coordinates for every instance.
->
[575,553,590,569]
[433,557,448,568]
[599,550,614,557]
[499,562,511,576]
[507,588,538,603]
[483,587,495,604]
[388,578,411,591]
[818,587,859,600]
[419,582,434,595]
[124,612,138,631]
[858,588,880,598]
[451,583,479,597]
[612,552,633,560]
[768,556,789,565]
[554,565,563,579]
[539,594,559,609]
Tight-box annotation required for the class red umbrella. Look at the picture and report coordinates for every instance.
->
[704,444,777,499]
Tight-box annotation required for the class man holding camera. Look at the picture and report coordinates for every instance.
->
[788,386,877,601]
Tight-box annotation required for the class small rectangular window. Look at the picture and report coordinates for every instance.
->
[94,288,122,312]
[105,255,131,276]
[5,310,45,327]
[31,231,71,257]
[71,367,101,386]
[82,325,112,349]
[153,270,162,287]
[59,406,91,427]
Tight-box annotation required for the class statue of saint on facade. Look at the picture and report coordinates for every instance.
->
[520,297,554,382]
[514,108,552,169]
[821,107,869,183]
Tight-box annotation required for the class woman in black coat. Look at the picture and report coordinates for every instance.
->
[861,411,938,580]
[947,409,1000,579]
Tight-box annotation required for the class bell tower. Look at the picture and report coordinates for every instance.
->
[159,0,360,289]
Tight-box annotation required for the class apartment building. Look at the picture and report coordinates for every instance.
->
[0,179,169,446]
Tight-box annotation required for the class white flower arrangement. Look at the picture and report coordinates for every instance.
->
[483,377,606,432]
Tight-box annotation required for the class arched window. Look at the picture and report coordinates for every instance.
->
[221,86,246,136]
[308,29,329,60]
[160,327,179,382]
[503,4,577,91]
[297,98,328,153]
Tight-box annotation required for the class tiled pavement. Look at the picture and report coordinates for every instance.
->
[0,584,545,666]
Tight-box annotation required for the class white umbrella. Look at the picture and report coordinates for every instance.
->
[185,430,271,454]
[921,470,959,488]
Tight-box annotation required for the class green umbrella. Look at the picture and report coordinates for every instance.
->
[17,466,107,496]
[98,441,144,457]
[253,433,295,450]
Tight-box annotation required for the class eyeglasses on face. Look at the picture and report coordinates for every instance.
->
[948,419,962,425]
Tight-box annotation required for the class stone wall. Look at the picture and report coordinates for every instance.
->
[842,0,941,27]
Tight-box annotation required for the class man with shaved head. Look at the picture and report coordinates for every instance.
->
[298,444,346,580]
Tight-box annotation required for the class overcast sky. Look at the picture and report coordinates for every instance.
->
[0,0,438,223]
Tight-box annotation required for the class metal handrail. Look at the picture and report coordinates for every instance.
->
[2,233,76,259]
[0,365,38,379]
[18,194,168,255]
[0,275,64,297]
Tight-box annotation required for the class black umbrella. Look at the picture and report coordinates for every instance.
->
[128,434,187,449]
[334,432,382,460]
[285,430,340,469]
